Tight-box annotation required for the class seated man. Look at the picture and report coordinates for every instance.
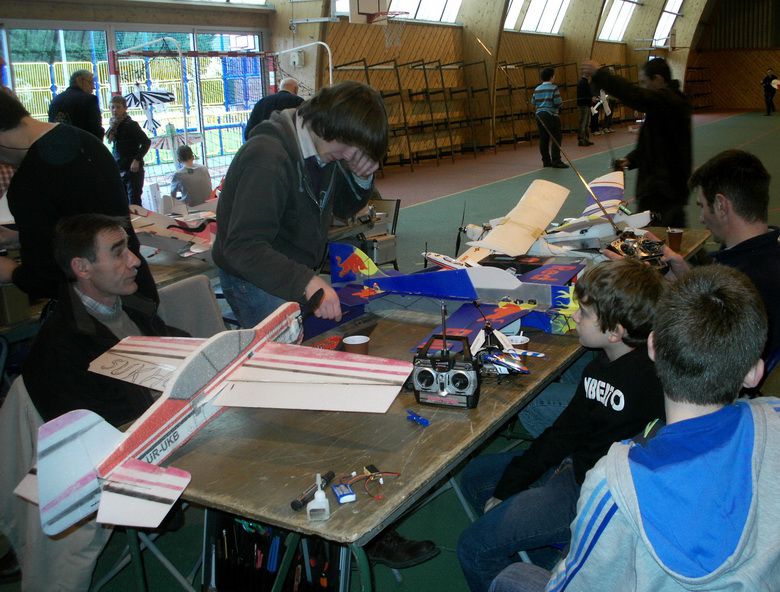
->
[1,214,187,591]
[24,213,187,426]
[457,259,666,592]
[170,145,212,207]
[663,149,780,370]
[492,265,780,591]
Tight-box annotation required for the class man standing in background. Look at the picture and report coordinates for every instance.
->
[47,69,104,140]
[762,68,777,116]
[244,78,304,140]
[107,95,151,206]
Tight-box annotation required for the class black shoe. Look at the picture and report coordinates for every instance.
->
[0,550,20,584]
[366,529,440,569]
[542,162,552,167]
[551,162,569,168]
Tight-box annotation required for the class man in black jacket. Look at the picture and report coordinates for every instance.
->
[583,58,692,227]
[244,78,304,140]
[47,69,104,140]
[107,95,151,206]
[23,214,186,427]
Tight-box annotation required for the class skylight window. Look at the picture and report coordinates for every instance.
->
[653,0,683,47]
[521,0,570,34]
[504,0,525,30]
[599,0,636,41]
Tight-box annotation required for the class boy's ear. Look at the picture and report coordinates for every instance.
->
[742,359,765,390]
[607,323,626,344]
[647,332,656,361]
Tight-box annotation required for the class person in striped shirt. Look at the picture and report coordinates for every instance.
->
[531,67,568,169]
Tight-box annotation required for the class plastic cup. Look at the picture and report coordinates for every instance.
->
[666,228,683,252]
[342,335,370,355]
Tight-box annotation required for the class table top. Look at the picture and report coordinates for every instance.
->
[646,227,711,259]
[173,310,583,546]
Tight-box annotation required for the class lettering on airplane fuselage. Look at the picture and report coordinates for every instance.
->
[100,358,172,391]
[141,429,181,463]
[583,377,625,411]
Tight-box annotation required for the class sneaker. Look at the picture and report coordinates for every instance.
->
[366,529,440,569]
[551,162,569,168]
[592,130,604,136]
[543,162,552,167]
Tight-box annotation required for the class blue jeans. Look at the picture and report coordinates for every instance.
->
[457,454,580,592]
[489,563,551,592]
[218,269,286,329]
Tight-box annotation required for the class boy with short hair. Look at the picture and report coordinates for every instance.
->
[457,259,666,592]
[171,145,212,207]
[491,264,780,592]
[532,67,568,168]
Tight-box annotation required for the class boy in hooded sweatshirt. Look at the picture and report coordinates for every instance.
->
[491,264,780,592]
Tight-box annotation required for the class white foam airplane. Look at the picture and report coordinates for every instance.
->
[424,172,651,269]
[19,302,412,536]
[130,205,216,262]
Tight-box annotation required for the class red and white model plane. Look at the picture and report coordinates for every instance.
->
[24,302,412,536]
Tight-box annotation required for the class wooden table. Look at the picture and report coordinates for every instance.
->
[170,310,583,590]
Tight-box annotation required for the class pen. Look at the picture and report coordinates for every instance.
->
[290,470,335,511]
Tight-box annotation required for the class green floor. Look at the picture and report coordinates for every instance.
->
[4,111,780,592]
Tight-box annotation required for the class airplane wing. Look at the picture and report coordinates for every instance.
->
[89,318,412,414]
[130,206,214,258]
[463,179,570,258]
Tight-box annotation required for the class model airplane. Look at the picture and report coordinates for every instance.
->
[434,172,651,266]
[23,302,413,536]
[130,205,216,261]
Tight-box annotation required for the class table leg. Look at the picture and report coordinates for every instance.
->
[350,544,373,592]
[270,531,301,592]
[126,528,147,591]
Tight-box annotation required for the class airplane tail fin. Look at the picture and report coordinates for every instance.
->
[37,410,124,536]
[97,458,190,529]
[36,409,192,535]
[328,242,386,285]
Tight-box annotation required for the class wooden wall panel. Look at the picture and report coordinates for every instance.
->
[687,49,780,110]
[498,31,564,65]
[592,42,627,68]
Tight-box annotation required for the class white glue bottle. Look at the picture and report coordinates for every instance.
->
[306,473,331,521]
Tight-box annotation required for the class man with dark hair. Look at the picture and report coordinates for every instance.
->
[47,69,104,139]
[663,149,779,369]
[457,259,665,592]
[576,67,594,147]
[531,67,568,168]
[761,67,777,115]
[24,214,185,426]
[107,95,151,206]
[492,265,780,592]
[582,58,692,227]
[0,91,156,301]
[244,77,304,140]
[214,80,388,327]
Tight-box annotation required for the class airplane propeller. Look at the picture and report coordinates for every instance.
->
[455,201,467,256]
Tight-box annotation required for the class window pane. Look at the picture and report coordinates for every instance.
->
[504,0,525,30]
[388,0,419,19]
[441,0,462,22]
[521,0,546,31]
[538,0,562,33]
[6,28,108,119]
[653,0,683,47]
[550,0,569,33]
[600,0,636,41]
[416,0,446,21]
[335,0,350,14]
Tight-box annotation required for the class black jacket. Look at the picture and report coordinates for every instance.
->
[7,124,157,301]
[244,90,304,140]
[23,285,187,427]
[47,86,104,140]
[593,67,692,217]
[110,116,151,171]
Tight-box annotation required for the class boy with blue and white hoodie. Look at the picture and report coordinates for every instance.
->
[491,264,780,592]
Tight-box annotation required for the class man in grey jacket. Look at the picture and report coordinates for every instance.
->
[213,81,387,327]
[489,265,780,592]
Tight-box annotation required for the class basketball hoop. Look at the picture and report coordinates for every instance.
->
[366,11,408,48]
